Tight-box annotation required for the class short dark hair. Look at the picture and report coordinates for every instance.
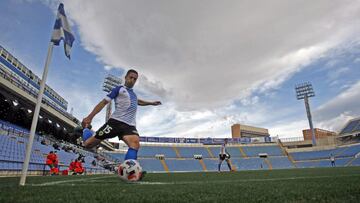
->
[125,69,138,77]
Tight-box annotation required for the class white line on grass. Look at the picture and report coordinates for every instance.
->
[30,175,116,186]
[29,173,360,186]
[135,174,360,185]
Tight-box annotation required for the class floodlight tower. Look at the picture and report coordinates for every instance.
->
[295,82,316,146]
[103,74,122,122]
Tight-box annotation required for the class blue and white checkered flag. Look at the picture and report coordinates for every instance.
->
[51,3,75,59]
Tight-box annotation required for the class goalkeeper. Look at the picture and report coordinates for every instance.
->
[218,138,233,172]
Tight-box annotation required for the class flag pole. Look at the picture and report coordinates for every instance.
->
[19,41,54,186]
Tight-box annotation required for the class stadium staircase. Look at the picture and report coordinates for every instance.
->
[278,140,296,168]
[238,146,248,158]
[264,158,273,170]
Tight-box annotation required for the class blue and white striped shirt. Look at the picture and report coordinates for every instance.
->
[105,85,138,126]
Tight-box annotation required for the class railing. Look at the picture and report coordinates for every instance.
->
[279,137,305,143]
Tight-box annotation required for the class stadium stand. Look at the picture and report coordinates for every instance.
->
[176,146,212,158]
[337,117,360,144]
[340,119,360,134]
[138,146,177,158]
[105,144,294,172]
[104,141,360,173]
[290,145,360,161]
[138,158,166,172]
[290,148,344,161]
[241,145,284,157]
[268,157,294,169]
[2,118,360,175]
[166,159,203,172]
[0,120,113,175]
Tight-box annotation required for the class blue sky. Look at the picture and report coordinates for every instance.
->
[1,0,359,140]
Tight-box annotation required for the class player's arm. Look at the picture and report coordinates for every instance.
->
[82,86,121,128]
[138,99,162,106]
[82,99,109,127]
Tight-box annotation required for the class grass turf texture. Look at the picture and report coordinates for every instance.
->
[1,167,360,203]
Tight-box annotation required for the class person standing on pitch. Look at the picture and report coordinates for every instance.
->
[218,138,233,172]
[330,153,336,167]
[81,69,161,162]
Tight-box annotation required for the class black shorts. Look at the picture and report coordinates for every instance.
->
[219,154,226,160]
[219,154,230,160]
[94,118,139,140]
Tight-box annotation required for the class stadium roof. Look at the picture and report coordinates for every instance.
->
[339,117,360,136]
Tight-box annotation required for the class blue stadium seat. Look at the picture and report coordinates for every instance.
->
[340,119,360,134]
[138,146,177,158]
[176,147,211,158]
[268,157,294,169]
[166,159,203,172]
[138,158,165,172]
[242,145,283,157]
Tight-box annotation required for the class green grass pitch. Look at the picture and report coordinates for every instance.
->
[1,167,360,202]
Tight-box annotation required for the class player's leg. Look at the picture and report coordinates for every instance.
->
[83,119,118,149]
[225,159,232,171]
[218,155,224,172]
[122,135,140,160]
[122,134,146,180]
[119,122,140,160]
[83,136,101,148]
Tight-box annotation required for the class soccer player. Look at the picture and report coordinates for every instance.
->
[81,69,161,163]
[218,138,233,172]
[330,153,336,167]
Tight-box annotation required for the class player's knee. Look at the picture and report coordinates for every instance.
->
[129,138,140,150]
[83,141,91,149]
[83,140,95,149]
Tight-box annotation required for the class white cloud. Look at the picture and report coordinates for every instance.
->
[33,0,360,139]
[104,65,114,71]
[316,112,355,133]
[354,57,360,63]
[314,80,360,131]
[269,120,308,139]
[60,0,360,111]
[327,66,350,82]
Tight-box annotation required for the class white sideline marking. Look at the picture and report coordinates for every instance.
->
[29,174,360,186]
[30,176,115,186]
[133,181,170,185]
[136,174,360,185]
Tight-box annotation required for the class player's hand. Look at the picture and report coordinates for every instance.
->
[152,101,162,106]
[81,117,92,128]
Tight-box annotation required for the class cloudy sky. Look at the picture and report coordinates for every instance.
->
[1,0,359,140]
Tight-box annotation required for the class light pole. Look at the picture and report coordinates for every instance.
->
[295,82,316,146]
[102,74,122,122]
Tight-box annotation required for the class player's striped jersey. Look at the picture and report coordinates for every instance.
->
[219,143,227,155]
[105,85,137,127]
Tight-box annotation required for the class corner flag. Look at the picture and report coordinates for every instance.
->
[20,3,75,186]
[51,3,75,59]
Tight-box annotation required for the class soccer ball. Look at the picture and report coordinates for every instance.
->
[117,159,142,182]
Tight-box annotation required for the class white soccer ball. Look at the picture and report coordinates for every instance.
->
[117,159,143,182]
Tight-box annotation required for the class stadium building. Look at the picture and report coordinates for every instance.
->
[302,128,337,140]
[231,123,270,138]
